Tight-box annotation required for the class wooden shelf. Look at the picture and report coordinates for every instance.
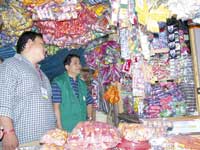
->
[141,115,200,122]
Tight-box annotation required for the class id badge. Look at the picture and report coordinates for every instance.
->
[41,87,48,100]
[83,96,86,101]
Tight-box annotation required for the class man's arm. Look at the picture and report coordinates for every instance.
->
[53,104,62,129]
[86,90,95,120]
[87,104,93,120]
[0,117,18,150]
[51,82,62,129]
[0,64,19,149]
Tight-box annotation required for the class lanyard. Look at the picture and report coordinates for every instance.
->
[35,65,43,81]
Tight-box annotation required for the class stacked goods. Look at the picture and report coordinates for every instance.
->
[85,41,121,85]
[0,1,111,52]
[0,1,32,46]
[66,121,121,150]
[118,123,152,142]
[116,138,151,150]
[165,135,200,150]
[40,128,68,150]
[117,123,151,149]
[143,82,186,118]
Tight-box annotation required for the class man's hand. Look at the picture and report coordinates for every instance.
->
[56,121,63,129]
[2,133,19,150]
[0,131,3,140]
[87,104,93,121]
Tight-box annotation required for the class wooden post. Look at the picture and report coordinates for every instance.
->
[189,26,200,114]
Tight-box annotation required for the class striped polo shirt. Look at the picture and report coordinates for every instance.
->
[52,76,94,105]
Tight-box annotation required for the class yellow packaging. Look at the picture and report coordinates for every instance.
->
[90,4,109,16]
[22,0,50,6]
[149,5,170,22]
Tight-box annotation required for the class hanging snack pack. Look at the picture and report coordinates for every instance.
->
[103,85,120,104]
[167,18,181,59]
[109,0,120,26]
[87,0,108,5]
[1,1,33,37]
[22,0,51,6]
[31,1,81,21]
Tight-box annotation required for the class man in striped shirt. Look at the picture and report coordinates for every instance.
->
[51,54,94,132]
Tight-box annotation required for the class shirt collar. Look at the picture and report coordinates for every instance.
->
[69,76,77,82]
[14,54,38,68]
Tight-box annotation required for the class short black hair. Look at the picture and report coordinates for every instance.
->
[16,31,43,54]
[64,54,80,66]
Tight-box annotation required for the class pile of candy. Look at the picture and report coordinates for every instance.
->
[66,121,121,150]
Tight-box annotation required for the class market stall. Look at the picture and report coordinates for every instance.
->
[1,0,200,149]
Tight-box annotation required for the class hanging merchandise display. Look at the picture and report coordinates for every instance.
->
[0,0,112,57]
[109,0,120,26]
[33,3,99,47]
[103,84,120,104]
[1,0,200,149]
[0,1,32,46]
[167,0,200,22]
[85,0,108,5]
[149,30,169,55]
[143,82,187,118]
[132,55,146,97]
[30,1,81,21]
[22,0,51,6]
[167,17,181,59]
[85,40,121,85]
[135,0,170,33]
[119,28,130,59]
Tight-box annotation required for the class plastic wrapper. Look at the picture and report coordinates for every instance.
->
[31,2,81,21]
[101,64,121,85]
[0,31,17,47]
[85,40,121,84]
[91,15,110,32]
[1,1,32,37]
[40,144,64,150]
[166,135,200,150]
[33,3,102,47]
[103,85,120,104]
[22,0,51,6]
[86,0,108,5]
[116,138,151,150]
[66,121,121,150]
[45,45,60,55]
[40,128,68,146]
[167,0,200,20]
[150,31,169,51]
[118,123,153,142]
[18,146,41,150]
[91,80,100,108]
[0,15,2,32]
[34,3,97,36]
[109,0,120,26]
[132,56,146,97]
[89,3,109,17]
[151,59,170,81]
[119,28,130,59]
[143,82,186,118]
